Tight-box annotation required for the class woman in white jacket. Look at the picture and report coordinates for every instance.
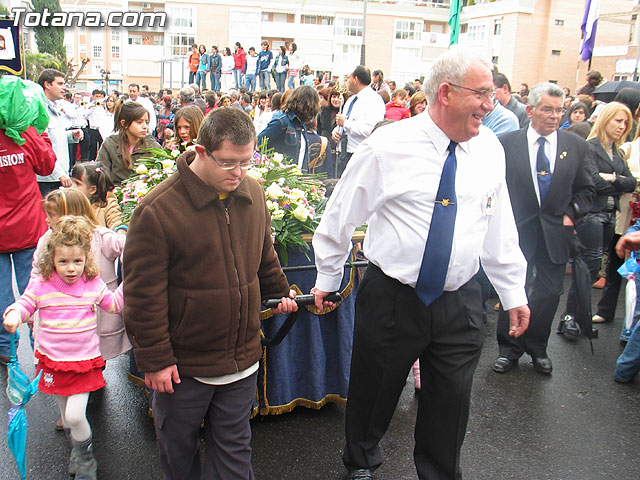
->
[220,47,235,93]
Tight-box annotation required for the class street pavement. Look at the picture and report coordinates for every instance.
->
[1,278,639,480]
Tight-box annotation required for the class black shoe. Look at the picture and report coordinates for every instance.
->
[558,314,580,339]
[347,469,374,480]
[532,357,553,375]
[493,356,517,373]
[0,354,10,366]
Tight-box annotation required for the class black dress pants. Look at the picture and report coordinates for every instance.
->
[497,231,565,359]
[343,264,484,480]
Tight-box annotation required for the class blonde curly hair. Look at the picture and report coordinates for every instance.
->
[38,216,99,281]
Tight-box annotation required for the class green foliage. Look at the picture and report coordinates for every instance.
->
[23,51,63,81]
[31,0,66,62]
[0,4,10,15]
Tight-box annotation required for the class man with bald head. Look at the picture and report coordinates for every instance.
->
[312,50,529,480]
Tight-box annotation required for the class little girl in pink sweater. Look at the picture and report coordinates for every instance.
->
[3,216,123,480]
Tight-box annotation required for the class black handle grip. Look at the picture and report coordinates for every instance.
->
[263,292,342,309]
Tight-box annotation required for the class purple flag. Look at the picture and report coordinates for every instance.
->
[580,0,600,62]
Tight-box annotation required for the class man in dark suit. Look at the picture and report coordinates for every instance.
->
[494,82,595,375]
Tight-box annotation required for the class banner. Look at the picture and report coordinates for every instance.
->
[580,0,601,62]
[449,0,462,46]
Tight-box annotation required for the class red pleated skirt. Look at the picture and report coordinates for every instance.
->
[35,350,105,396]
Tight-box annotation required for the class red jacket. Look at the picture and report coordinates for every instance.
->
[233,48,246,72]
[0,127,56,253]
[385,102,411,121]
[189,52,200,72]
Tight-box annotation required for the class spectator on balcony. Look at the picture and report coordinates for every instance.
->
[188,44,199,85]
[195,45,210,92]
[257,41,274,91]
[233,42,246,90]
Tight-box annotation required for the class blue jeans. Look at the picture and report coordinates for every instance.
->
[244,74,256,92]
[616,311,640,381]
[275,72,286,92]
[0,247,35,357]
[188,71,196,84]
[259,71,271,90]
[287,74,296,90]
[210,71,221,92]
[233,69,243,89]
[195,70,207,91]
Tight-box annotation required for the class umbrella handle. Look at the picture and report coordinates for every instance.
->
[9,332,18,363]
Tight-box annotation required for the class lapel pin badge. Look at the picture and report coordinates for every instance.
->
[559,151,567,160]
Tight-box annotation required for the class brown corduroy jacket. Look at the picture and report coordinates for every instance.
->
[123,151,289,377]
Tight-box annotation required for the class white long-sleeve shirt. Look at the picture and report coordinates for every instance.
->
[333,85,385,153]
[313,110,528,310]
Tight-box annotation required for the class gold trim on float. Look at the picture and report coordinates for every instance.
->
[255,245,362,416]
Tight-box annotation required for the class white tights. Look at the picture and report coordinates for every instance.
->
[55,393,91,442]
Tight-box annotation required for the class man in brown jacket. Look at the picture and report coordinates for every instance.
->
[123,108,297,480]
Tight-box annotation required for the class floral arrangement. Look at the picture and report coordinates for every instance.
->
[248,140,327,264]
[115,140,327,264]
[114,147,183,223]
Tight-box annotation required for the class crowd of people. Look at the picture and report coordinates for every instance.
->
[2,50,640,480]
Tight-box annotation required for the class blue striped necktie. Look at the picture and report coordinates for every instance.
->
[415,141,458,307]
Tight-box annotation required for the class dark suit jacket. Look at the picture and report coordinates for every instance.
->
[499,128,595,265]
[586,138,636,213]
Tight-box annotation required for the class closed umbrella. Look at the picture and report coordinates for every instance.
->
[569,237,597,348]
[6,333,41,480]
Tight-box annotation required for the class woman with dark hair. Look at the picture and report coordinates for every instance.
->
[273,46,289,93]
[287,42,303,90]
[220,47,234,93]
[96,101,161,185]
[257,85,320,166]
[560,102,588,129]
[371,69,391,96]
[195,45,210,92]
[254,91,273,134]
[204,92,218,115]
[156,95,175,143]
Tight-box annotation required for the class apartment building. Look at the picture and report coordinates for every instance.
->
[9,0,638,94]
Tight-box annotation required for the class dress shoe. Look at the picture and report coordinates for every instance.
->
[532,357,552,375]
[558,314,580,338]
[492,356,517,373]
[592,314,607,323]
[347,469,374,480]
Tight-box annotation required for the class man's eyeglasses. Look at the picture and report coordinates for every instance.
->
[535,106,567,116]
[449,83,496,102]
[205,148,256,170]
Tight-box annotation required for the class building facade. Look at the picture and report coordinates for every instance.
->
[5,0,638,94]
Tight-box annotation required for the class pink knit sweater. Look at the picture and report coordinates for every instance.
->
[6,272,124,362]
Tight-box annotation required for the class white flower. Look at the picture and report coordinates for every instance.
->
[271,208,285,220]
[186,144,197,152]
[277,177,286,185]
[292,205,310,222]
[135,164,148,174]
[266,183,285,199]
[272,152,284,163]
[289,188,306,201]
[161,159,175,170]
[171,149,180,158]
[246,169,261,180]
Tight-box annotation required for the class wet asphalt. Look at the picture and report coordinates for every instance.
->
[1,276,639,480]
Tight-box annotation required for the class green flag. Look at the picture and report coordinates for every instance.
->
[449,0,462,46]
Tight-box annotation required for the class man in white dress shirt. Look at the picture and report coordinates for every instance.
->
[312,50,530,480]
[127,83,156,134]
[331,65,385,177]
